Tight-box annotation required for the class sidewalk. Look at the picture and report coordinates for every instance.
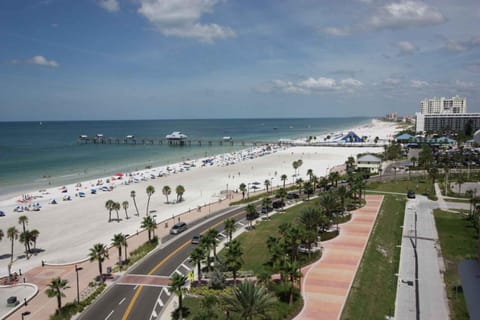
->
[2,191,245,320]
[295,194,384,320]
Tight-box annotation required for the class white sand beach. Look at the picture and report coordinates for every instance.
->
[0,119,401,277]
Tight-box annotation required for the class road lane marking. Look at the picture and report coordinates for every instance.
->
[174,269,183,275]
[180,263,191,271]
[122,209,246,320]
[118,297,126,305]
[105,310,114,320]
[133,285,138,290]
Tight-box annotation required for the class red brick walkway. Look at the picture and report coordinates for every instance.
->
[295,195,384,320]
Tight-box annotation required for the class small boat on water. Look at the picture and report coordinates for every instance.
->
[223,136,232,141]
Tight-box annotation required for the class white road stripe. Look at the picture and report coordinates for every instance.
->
[180,263,191,271]
[118,297,126,305]
[175,269,183,275]
[105,310,114,320]
[133,284,139,290]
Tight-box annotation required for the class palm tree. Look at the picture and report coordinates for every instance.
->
[122,235,128,264]
[276,188,287,211]
[130,190,139,216]
[225,239,244,285]
[88,243,109,281]
[224,218,236,242]
[7,227,18,264]
[45,277,70,313]
[169,273,188,319]
[29,229,40,252]
[298,207,322,233]
[162,185,171,203]
[176,185,185,202]
[19,231,33,259]
[145,185,155,216]
[345,156,355,173]
[112,233,125,266]
[221,281,276,320]
[189,246,205,282]
[292,160,299,177]
[296,178,303,195]
[282,260,301,304]
[319,191,340,229]
[199,236,213,272]
[141,216,157,241]
[206,228,220,258]
[262,197,272,219]
[303,181,313,200]
[105,199,114,222]
[122,201,129,220]
[113,201,121,221]
[264,179,271,193]
[18,215,29,256]
[0,229,4,241]
[307,169,313,182]
[337,185,348,212]
[245,204,258,229]
[239,183,247,199]
[281,174,287,188]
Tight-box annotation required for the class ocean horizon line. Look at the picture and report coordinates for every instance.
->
[0,116,377,123]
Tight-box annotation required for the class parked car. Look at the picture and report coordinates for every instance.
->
[0,210,5,217]
[407,191,416,199]
[191,234,202,244]
[261,206,272,213]
[272,200,285,209]
[170,222,188,235]
[286,193,299,199]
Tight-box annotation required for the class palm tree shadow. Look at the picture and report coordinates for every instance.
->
[0,254,12,260]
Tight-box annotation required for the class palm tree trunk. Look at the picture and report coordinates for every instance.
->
[118,247,122,265]
[124,209,129,219]
[116,210,120,221]
[57,293,62,311]
[146,196,151,216]
[10,240,14,263]
[133,199,139,216]
[124,245,128,263]
[179,294,183,318]
[108,210,112,222]
[98,261,103,280]
[197,262,201,282]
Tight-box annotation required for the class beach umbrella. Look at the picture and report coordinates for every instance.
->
[115,173,123,177]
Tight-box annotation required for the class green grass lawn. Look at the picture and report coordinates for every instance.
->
[235,200,319,275]
[367,176,436,200]
[434,209,478,320]
[341,194,405,320]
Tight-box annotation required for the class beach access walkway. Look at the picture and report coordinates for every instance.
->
[295,194,384,320]
[1,192,245,320]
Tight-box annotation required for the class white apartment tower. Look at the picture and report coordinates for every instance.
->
[420,96,467,114]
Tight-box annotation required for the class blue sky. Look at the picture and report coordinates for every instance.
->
[1,0,479,120]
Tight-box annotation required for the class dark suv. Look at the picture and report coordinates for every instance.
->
[407,191,416,199]
[170,222,188,235]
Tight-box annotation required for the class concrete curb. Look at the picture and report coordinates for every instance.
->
[0,283,38,320]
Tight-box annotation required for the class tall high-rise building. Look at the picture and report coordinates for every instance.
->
[420,96,467,114]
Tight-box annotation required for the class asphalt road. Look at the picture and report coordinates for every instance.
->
[79,205,250,320]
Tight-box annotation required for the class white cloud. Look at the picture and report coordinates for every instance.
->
[137,0,235,43]
[28,56,59,67]
[455,80,475,90]
[382,78,401,86]
[97,0,119,12]
[368,1,446,29]
[266,76,363,94]
[445,37,480,52]
[410,80,429,88]
[323,27,351,37]
[396,41,417,55]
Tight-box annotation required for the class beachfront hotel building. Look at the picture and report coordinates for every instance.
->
[415,96,480,133]
[420,96,467,114]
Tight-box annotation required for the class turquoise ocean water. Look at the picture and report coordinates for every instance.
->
[0,118,371,196]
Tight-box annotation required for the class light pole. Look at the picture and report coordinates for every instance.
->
[75,265,83,304]
[21,311,30,320]
[124,234,130,266]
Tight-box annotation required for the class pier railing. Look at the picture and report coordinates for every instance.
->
[76,136,386,148]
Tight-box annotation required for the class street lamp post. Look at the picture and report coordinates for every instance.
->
[21,311,30,320]
[75,265,83,304]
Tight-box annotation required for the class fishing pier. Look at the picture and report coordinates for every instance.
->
[77,135,283,147]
